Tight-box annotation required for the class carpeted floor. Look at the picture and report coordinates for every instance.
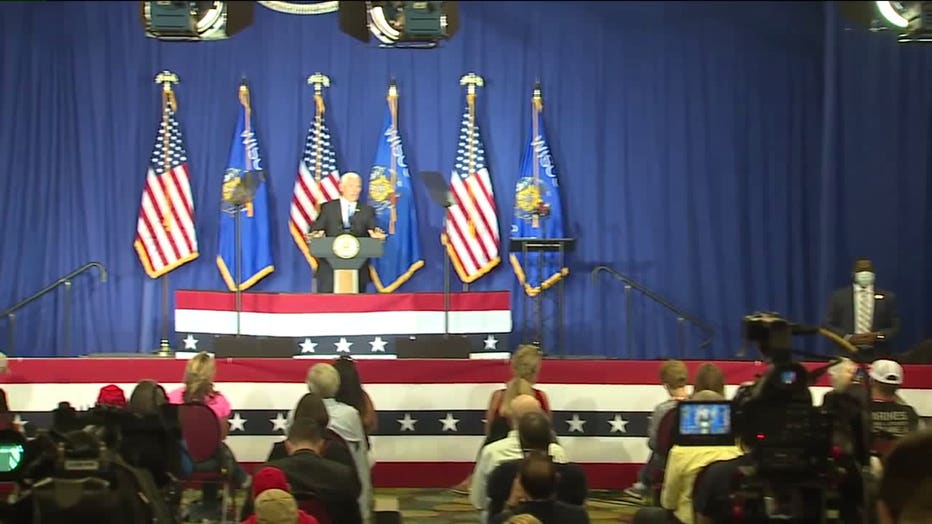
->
[181,488,645,523]
[380,488,643,523]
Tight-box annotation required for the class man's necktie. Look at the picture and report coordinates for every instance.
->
[342,203,351,229]
[855,289,872,334]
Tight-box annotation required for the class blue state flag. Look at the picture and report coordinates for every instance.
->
[368,85,424,292]
[216,83,274,291]
[509,87,568,296]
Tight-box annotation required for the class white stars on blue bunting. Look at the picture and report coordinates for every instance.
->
[369,336,388,352]
[229,412,247,432]
[439,413,460,432]
[183,334,198,350]
[299,338,317,354]
[270,412,288,432]
[397,413,417,432]
[335,337,353,353]
[566,414,587,433]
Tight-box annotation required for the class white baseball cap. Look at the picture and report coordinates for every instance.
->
[869,359,904,385]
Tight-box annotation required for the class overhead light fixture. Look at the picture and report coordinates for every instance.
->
[876,1,910,27]
[140,1,254,41]
[339,1,459,49]
[873,1,932,42]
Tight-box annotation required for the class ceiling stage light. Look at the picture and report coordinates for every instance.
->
[140,1,254,41]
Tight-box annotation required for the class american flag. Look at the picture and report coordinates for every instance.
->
[133,99,198,278]
[289,94,341,269]
[443,105,500,283]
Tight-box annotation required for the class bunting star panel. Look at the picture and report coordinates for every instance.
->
[8,359,932,489]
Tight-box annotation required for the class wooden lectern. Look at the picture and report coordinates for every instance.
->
[309,234,385,294]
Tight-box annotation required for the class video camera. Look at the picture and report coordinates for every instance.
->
[718,313,869,523]
[0,404,180,523]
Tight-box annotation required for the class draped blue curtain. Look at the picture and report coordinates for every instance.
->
[0,1,929,359]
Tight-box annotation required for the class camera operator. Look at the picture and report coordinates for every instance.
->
[691,431,756,524]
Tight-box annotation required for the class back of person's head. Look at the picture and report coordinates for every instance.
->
[183,352,216,403]
[871,359,904,399]
[659,359,688,390]
[877,430,932,524]
[509,394,542,426]
[96,384,127,408]
[128,380,167,415]
[691,390,725,402]
[333,356,366,415]
[517,412,553,451]
[306,363,340,399]
[252,466,291,499]
[511,345,542,384]
[501,378,535,418]
[292,392,330,428]
[254,488,299,524]
[518,450,557,500]
[506,515,543,524]
[692,363,725,396]
[828,357,858,391]
[287,416,324,447]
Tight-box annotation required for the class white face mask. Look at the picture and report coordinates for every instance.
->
[854,271,875,287]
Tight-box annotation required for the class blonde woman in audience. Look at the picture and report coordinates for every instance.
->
[166,352,249,519]
[452,344,550,494]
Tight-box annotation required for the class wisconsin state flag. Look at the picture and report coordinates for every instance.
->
[216,82,274,290]
[368,82,424,292]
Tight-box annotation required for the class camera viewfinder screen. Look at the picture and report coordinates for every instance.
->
[781,370,796,385]
[679,402,731,436]
[0,444,23,472]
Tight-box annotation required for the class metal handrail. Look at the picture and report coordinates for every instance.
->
[1,262,107,356]
[591,265,714,356]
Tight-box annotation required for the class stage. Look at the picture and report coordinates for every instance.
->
[3,357,932,489]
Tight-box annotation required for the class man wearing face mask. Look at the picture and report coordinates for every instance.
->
[823,258,901,360]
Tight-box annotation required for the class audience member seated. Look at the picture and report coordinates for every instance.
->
[166,352,249,519]
[123,379,192,485]
[241,466,319,524]
[453,345,551,494]
[633,391,743,524]
[868,359,920,456]
[489,450,589,524]
[487,411,587,519]
[250,489,317,524]
[333,356,378,437]
[305,363,372,522]
[876,429,932,523]
[690,364,725,398]
[96,384,127,408]
[266,416,362,524]
[470,395,568,521]
[624,359,689,500]
[269,392,356,475]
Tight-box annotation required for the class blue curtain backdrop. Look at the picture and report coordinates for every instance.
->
[0,1,930,358]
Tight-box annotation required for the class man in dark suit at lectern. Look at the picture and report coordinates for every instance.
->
[309,172,385,293]
[823,257,901,360]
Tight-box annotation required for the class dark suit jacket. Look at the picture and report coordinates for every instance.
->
[310,199,377,237]
[490,499,590,524]
[267,449,362,524]
[823,286,900,353]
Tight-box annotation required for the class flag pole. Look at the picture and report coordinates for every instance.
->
[155,70,179,357]
[458,73,485,292]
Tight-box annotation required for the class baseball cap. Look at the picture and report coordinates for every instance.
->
[869,359,904,385]
[96,384,127,407]
[252,466,290,498]
[254,488,298,524]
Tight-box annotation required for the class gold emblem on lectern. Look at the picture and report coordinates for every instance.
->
[332,233,361,260]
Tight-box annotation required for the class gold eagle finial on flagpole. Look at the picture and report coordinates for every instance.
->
[307,73,331,185]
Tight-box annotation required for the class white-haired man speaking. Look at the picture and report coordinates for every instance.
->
[309,172,385,293]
